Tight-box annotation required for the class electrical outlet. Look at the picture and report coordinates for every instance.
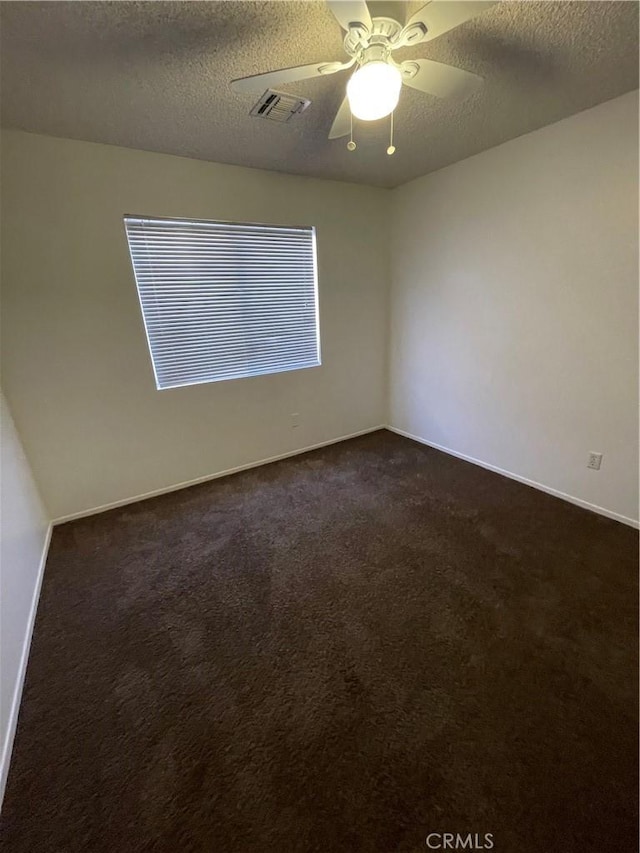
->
[291,412,300,429]
[587,452,603,471]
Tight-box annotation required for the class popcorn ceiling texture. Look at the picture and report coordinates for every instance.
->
[1,1,638,187]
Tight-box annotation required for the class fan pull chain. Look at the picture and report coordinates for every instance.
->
[387,111,396,156]
[347,110,356,151]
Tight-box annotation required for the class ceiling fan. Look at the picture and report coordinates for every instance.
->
[231,1,496,146]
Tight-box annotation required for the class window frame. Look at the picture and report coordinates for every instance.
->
[124,213,322,391]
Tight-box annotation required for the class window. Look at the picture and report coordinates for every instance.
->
[124,215,321,390]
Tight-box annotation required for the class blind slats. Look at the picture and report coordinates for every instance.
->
[124,216,321,390]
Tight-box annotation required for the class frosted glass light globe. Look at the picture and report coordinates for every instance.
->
[347,61,402,122]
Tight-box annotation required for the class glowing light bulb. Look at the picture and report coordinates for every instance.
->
[347,61,402,122]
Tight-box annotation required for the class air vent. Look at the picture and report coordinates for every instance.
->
[250,90,311,123]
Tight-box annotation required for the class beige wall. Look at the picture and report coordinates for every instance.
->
[0,393,49,803]
[1,131,389,519]
[389,91,639,525]
[2,94,638,526]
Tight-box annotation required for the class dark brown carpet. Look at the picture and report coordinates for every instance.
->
[1,430,637,852]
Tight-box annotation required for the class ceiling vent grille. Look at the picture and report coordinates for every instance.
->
[250,90,311,123]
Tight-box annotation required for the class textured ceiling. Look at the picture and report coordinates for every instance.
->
[1,1,638,188]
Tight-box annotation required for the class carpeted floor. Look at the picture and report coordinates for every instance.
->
[1,430,637,852]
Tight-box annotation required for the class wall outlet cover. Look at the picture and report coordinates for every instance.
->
[587,452,603,470]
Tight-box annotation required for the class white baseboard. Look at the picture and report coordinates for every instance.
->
[0,522,53,809]
[52,425,387,525]
[387,426,639,530]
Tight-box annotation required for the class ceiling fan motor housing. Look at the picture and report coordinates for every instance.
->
[344,17,402,59]
[343,16,429,61]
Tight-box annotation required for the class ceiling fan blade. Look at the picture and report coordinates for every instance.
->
[400,1,496,45]
[328,96,352,139]
[327,0,372,33]
[231,60,350,94]
[401,59,483,99]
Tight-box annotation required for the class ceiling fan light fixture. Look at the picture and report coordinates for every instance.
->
[346,60,401,121]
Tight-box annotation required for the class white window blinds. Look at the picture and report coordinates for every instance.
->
[124,215,321,390]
